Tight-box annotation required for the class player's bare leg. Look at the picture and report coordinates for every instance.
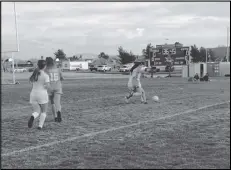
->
[50,94,58,122]
[52,104,57,121]
[141,89,148,104]
[54,93,62,122]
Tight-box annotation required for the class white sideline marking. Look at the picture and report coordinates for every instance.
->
[2,101,229,157]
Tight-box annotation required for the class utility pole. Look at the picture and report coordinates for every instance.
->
[205,48,211,73]
[187,55,189,77]
[149,48,153,67]
[183,48,190,77]
[226,26,230,62]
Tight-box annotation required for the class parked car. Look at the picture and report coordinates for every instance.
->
[89,65,98,71]
[97,65,112,72]
[12,68,27,73]
[119,65,131,72]
[165,65,174,72]
[147,67,154,73]
[28,67,35,72]
[154,67,160,72]
[148,66,160,73]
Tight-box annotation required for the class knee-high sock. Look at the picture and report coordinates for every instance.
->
[141,89,147,102]
[38,112,47,128]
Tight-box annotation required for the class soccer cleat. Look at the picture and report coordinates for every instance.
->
[55,117,58,122]
[28,116,34,128]
[57,111,62,122]
[37,127,42,130]
[142,101,148,104]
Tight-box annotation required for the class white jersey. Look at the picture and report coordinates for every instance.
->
[30,70,50,104]
[31,70,50,92]
[128,65,142,89]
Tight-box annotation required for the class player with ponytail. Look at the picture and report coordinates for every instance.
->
[28,60,50,130]
[125,60,147,104]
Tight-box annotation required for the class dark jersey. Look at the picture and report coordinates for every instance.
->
[45,66,62,92]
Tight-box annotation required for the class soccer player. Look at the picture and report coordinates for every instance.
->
[125,61,147,104]
[45,57,64,122]
[28,60,50,130]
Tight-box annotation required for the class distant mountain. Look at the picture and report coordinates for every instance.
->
[74,53,98,59]
[110,55,119,59]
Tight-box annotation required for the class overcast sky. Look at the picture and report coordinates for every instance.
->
[2,2,230,60]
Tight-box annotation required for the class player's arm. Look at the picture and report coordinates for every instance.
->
[44,74,51,90]
[30,81,33,89]
[59,68,64,81]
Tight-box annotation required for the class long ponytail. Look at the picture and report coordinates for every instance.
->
[29,60,46,82]
[130,62,142,73]
[29,68,41,82]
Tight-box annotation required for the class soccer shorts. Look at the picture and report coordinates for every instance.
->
[49,82,63,95]
[48,88,63,96]
[30,90,49,105]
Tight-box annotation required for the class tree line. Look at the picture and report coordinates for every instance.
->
[51,47,137,65]
[50,43,230,65]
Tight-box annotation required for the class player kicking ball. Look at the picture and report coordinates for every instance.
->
[125,60,147,104]
[28,60,50,130]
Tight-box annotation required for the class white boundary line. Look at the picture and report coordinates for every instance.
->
[2,101,229,157]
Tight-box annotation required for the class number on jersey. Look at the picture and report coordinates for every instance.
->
[49,73,59,81]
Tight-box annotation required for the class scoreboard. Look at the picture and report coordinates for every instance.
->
[150,44,190,66]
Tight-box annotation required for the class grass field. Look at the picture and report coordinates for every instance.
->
[1,73,230,169]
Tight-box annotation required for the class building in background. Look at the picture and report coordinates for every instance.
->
[91,58,120,69]
[62,59,89,71]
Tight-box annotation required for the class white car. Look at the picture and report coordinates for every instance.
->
[119,65,131,72]
[97,65,112,72]
[12,68,27,73]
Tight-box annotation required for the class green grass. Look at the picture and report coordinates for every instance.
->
[1,76,230,169]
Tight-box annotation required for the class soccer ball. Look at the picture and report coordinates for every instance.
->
[152,95,159,102]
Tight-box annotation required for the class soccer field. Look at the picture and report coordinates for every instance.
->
[1,75,230,169]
